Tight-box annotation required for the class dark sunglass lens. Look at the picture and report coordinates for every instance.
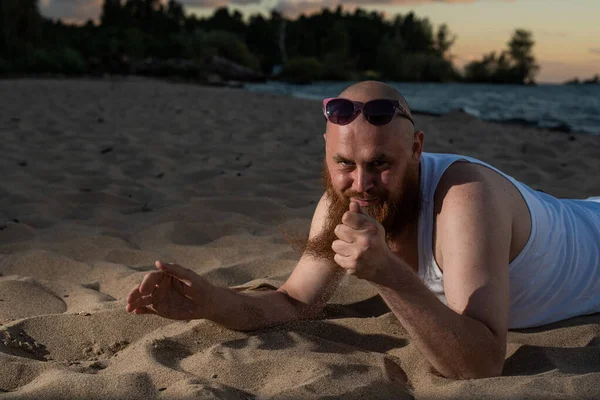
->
[364,100,395,125]
[326,99,354,125]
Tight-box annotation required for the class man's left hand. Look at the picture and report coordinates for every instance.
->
[332,201,397,284]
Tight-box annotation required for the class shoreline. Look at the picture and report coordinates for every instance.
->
[410,108,582,137]
[2,75,597,136]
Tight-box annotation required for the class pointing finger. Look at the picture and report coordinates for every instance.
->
[349,201,364,214]
[342,209,372,230]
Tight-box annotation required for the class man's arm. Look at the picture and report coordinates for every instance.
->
[126,192,344,331]
[332,164,514,379]
[205,192,345,331]
[210,192,345,331]
[352,164,510,379]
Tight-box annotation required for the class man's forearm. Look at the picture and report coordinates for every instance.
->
[205,286,316,331]
[374,262,505,379]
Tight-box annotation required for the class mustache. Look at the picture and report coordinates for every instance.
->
[286,158,422,263]
[343,190,382,200]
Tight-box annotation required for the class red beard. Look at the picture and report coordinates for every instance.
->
[301,160,422,262]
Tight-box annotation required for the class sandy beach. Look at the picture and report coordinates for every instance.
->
[1,78,599,399]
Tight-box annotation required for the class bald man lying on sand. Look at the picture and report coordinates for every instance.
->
[126,81,600,380]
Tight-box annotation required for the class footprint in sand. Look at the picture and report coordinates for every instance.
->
[0,328,48,361]
[82,340,130,361]
[2,308,170,364]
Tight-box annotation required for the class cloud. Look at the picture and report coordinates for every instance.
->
[274,0,339,17]
[39,0,103,22]
[38,0,262,23]
[590,48,600,56]
[177,0,261,6]
[538,30,568,38]
[39,0,510,22]
[273,0,512,17]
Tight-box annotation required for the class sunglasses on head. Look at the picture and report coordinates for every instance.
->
[323,97,415,126]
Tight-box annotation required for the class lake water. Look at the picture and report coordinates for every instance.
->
[244,81,600,136]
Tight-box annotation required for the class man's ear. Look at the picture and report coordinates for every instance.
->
[323,132,327,142]
[412,130,425,157]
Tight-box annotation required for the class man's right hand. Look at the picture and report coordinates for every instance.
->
[126,261,213,320]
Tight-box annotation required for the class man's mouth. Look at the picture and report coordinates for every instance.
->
[351,197,379,207]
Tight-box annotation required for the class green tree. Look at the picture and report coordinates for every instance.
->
[281,57,323,83]
[202,7,246,36]
[246,13,282,74]
[321,21,354,80]
[0,1,474,83]
[322,21,350,58]
[0,0,42,60]
[203,30,259,70]
[101,0,124,27]
[464,29,539,84]
[464,52,500,82]
[508,29,539,84]
[396,12,434,53]
[166,0,185,28]
[376,36,406,80]
[346,9,392,72]
[434,24,455,58]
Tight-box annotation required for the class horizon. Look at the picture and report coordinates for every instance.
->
[38,0,600,84]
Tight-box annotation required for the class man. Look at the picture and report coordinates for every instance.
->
[126,81,600,380]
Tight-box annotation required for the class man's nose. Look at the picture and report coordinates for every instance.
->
[352,168,374,193]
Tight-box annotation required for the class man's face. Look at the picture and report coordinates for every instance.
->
[325,114,412,201]
[302,106,424,262]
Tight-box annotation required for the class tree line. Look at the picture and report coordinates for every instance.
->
[0,0,541,84]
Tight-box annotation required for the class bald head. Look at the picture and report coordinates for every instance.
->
[324,80,415,139]
[338,80,413,121]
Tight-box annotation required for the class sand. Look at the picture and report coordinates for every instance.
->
[0,78,599,399]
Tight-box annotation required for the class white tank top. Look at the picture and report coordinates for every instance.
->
[417,152,600,329]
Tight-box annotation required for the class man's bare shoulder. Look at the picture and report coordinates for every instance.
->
[434,161,516,212]
[432,160,530,266]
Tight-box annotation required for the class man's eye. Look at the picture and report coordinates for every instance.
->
[371,160,388,167]
[338,161,354,166]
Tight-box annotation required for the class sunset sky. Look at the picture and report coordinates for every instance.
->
[39,0,600,83]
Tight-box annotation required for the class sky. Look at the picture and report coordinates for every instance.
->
[39,0,600,83]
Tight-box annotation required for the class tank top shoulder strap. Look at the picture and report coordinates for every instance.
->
[420,152,472,203]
